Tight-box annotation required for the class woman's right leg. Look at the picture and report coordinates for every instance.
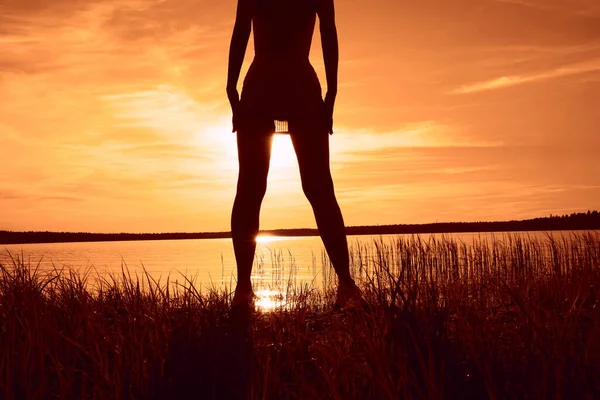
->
[231,131,273,303]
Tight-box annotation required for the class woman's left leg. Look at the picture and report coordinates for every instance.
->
[290,131,354,287]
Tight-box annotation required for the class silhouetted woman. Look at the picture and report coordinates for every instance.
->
[227,0,362,308]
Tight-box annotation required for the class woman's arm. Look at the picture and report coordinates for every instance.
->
[227,0,253,132]
[317,0,339,134]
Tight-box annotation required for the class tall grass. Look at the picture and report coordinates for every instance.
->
[1,232,599,399]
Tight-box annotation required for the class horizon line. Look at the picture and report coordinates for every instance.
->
[2,211,598,236]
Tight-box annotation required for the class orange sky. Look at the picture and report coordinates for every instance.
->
[1,0,599,233]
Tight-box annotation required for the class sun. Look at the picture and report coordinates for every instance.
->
[269,134,297,171]
[205,123,298,174]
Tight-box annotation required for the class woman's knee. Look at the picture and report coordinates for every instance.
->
[236,176,268,203]
[302,178,335,204]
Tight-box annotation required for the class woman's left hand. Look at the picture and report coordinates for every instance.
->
[324,90,336,135]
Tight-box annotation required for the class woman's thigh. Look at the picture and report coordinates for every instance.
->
[290,131,334,192]
[235,130,274,192]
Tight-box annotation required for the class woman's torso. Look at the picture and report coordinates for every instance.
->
[252,0,316,60]
[241,0,323,121]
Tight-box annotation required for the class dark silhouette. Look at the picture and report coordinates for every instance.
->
[226,0,363,309]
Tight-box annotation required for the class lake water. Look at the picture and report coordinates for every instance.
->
[1,231,585,294]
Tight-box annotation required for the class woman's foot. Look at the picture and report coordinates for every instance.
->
[334,280,368,311]
[231,286,256,310]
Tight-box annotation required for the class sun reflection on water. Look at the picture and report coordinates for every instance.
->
[254,289,287,312]
[255,235,285,243]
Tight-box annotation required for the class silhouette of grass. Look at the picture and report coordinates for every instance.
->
[1,232,599,399]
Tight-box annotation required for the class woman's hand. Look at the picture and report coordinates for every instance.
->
[324,90,337,135]
[318,0,338,135]
[227,0,252,132]
[227,86,240,132]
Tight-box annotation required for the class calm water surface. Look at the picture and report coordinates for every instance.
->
[1,231,580,293]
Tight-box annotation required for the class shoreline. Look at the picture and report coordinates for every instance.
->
[0,227,597,246]
[1,211,598,245]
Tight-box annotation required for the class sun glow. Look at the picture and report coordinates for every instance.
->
[207,125,298,174]
[256,234,284,243]
[270,134,297,171]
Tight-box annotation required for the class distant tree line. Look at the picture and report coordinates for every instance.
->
[1,211,598,245]
[342,210,600,236]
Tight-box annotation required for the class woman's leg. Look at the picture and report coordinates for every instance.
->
[231,131,273,302]
[290,132,355,287]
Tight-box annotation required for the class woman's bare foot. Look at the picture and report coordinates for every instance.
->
[231,286,256,309]
[334,280,368,311]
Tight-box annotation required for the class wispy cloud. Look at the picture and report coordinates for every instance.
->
[490,0,559,12]
[452,59,600,94]
[490,0,600,17]
[331,122,503,162]
[102,85,219,133]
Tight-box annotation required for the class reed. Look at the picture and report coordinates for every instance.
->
[1,232,599,399]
